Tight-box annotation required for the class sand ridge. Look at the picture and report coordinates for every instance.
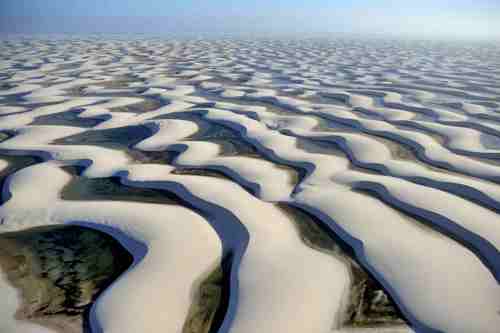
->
[0,36,499,333]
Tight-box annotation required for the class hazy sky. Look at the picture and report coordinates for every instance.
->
[1,0,499,39]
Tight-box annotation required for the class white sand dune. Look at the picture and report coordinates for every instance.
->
[0,162,222,333]
[124,164,350,333]
[1,37,499,333]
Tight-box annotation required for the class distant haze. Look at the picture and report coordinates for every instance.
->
[1,0,499,40]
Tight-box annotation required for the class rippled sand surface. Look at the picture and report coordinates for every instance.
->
[1,36,500,333]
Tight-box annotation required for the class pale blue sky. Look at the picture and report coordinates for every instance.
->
[1,0,499,39]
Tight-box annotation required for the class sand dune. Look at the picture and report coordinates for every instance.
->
[0,37,499,333]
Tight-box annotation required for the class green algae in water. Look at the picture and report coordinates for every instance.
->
[183,266,223,333]
[60,168,181,205]
[279,204,407,328]
[30,110,103,128]
[0,225,133,332]
[53,125,152,150]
